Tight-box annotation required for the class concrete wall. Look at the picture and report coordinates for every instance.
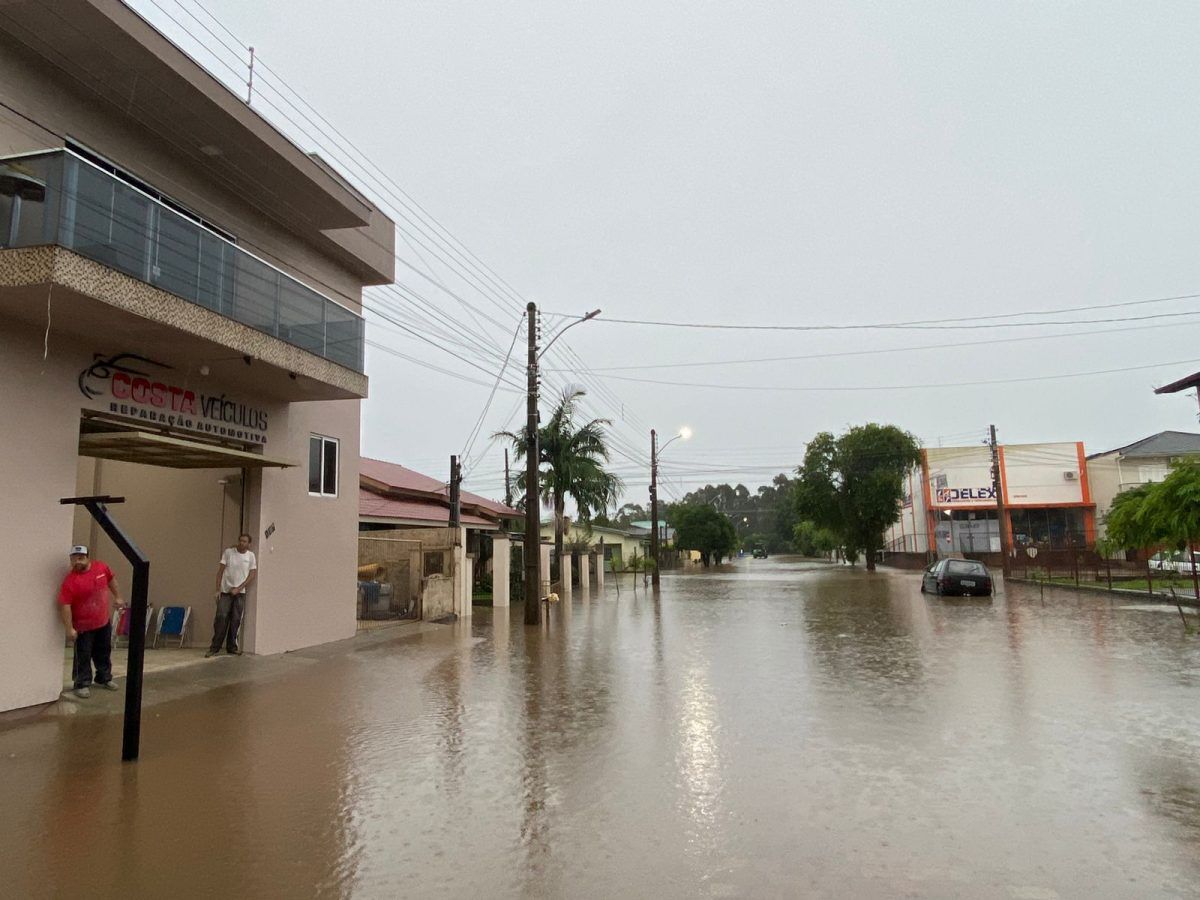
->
[0,45,369,309]
[1002,443,1087,507]
[244,398,361,656]
[492,535,510,607]
[1088,453,1121,538]
[0,321,86,711]
[422,575,455,621]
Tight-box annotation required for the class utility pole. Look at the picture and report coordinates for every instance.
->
[504,448,512,508]
[524,303,541,625]
[449,454,461,529]
[989,424,1012,580]
[650,428,661,590]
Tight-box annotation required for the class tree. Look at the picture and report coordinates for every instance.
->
[614,503,648,526]
[1133,462,1200,598]
[1103,483,1159,552]
[793,520,838,558]
[1149,462,1200,599]
[672,503,737,566]
[675,474,798,552]
[496,386,623,578]
[794,424,920,571]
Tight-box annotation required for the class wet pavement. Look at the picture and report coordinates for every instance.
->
[3,557,1200,898]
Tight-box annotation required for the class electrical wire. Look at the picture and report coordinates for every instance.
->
[540,318,1200,372]
[567,306,1200,332]
[591,357,1200,392]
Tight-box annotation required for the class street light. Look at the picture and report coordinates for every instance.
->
[539,309,601,360]
[651,426,691,590]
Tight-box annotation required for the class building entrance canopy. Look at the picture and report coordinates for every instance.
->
[79,428,294,470]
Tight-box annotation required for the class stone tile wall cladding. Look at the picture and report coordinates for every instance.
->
[0,246,367,396]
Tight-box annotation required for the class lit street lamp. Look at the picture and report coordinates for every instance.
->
[650,426,691,590]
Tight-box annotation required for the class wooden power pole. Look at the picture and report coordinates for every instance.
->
[650,428,661,590]
[524,303,541,625]
[989,424,1012,579]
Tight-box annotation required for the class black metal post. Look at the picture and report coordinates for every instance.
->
[60,495,149,762]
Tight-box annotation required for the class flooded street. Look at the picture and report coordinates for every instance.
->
[3,558,1200,898]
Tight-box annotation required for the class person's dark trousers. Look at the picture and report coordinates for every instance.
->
[72,624,113,689]
[210,592,245,653]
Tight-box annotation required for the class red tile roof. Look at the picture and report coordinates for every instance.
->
[358,457,521,523]
[359,490,495,528]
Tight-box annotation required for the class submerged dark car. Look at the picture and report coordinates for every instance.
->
[920,558,993,597]
[752,545,767,559]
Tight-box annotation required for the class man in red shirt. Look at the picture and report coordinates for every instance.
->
[58,545,124,699]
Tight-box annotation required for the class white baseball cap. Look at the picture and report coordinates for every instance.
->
[69,545,89,556]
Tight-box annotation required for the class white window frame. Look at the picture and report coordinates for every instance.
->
[308,434,339,498]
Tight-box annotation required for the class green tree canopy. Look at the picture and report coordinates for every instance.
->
[614,502,649,526]
[674,473,798,552]
[793,520,839,558]
[794,424,920,571]
[671,503,738,567]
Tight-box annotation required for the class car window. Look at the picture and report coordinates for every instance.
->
[946,560,986,575]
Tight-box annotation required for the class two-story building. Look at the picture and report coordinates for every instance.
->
[0,0,394,712]
[887,441,1094,557]
[1087,431,1200,538]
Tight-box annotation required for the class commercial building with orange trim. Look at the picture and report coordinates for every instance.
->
[886,441,1095,556]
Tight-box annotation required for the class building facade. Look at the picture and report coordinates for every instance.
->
[1087,431,1200,538]
[0,0,394,712]
[887,442,1094,557]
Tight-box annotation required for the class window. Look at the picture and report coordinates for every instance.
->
[308,435,339,496]
[423,551,445,577]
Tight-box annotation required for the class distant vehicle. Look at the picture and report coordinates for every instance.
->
[1149,550,1199,575]
[920,558,993,597]
[751,544,767,559]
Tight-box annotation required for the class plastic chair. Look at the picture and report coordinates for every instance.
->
[113,605,155,648]
[153,606,191,649]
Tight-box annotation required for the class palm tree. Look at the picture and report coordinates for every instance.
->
[496,386,623,580]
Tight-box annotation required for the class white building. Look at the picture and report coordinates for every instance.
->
[887,442,1094,556]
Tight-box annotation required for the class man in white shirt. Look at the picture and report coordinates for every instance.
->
[206,532,257,657]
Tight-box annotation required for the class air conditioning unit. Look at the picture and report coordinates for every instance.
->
[1063,470,1077,481]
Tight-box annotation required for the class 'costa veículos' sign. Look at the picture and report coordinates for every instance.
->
[78,352,269,444]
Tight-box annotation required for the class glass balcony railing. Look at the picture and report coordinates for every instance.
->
[0,149,364,372]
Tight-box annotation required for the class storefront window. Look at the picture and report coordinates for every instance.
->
[1009,508,1087,549]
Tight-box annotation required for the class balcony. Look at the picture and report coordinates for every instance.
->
[0,149,364,372]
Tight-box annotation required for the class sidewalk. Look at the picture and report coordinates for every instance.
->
[16,618,449,724]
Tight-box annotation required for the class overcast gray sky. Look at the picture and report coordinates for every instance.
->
[135,0,1200,507]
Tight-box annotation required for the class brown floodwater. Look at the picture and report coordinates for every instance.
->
[2,558,1200,898]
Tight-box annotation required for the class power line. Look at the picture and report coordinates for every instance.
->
[460,315,525,471]
[592,357,1200,393]
[541,318,1200,372]
[569,305,1200,332]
